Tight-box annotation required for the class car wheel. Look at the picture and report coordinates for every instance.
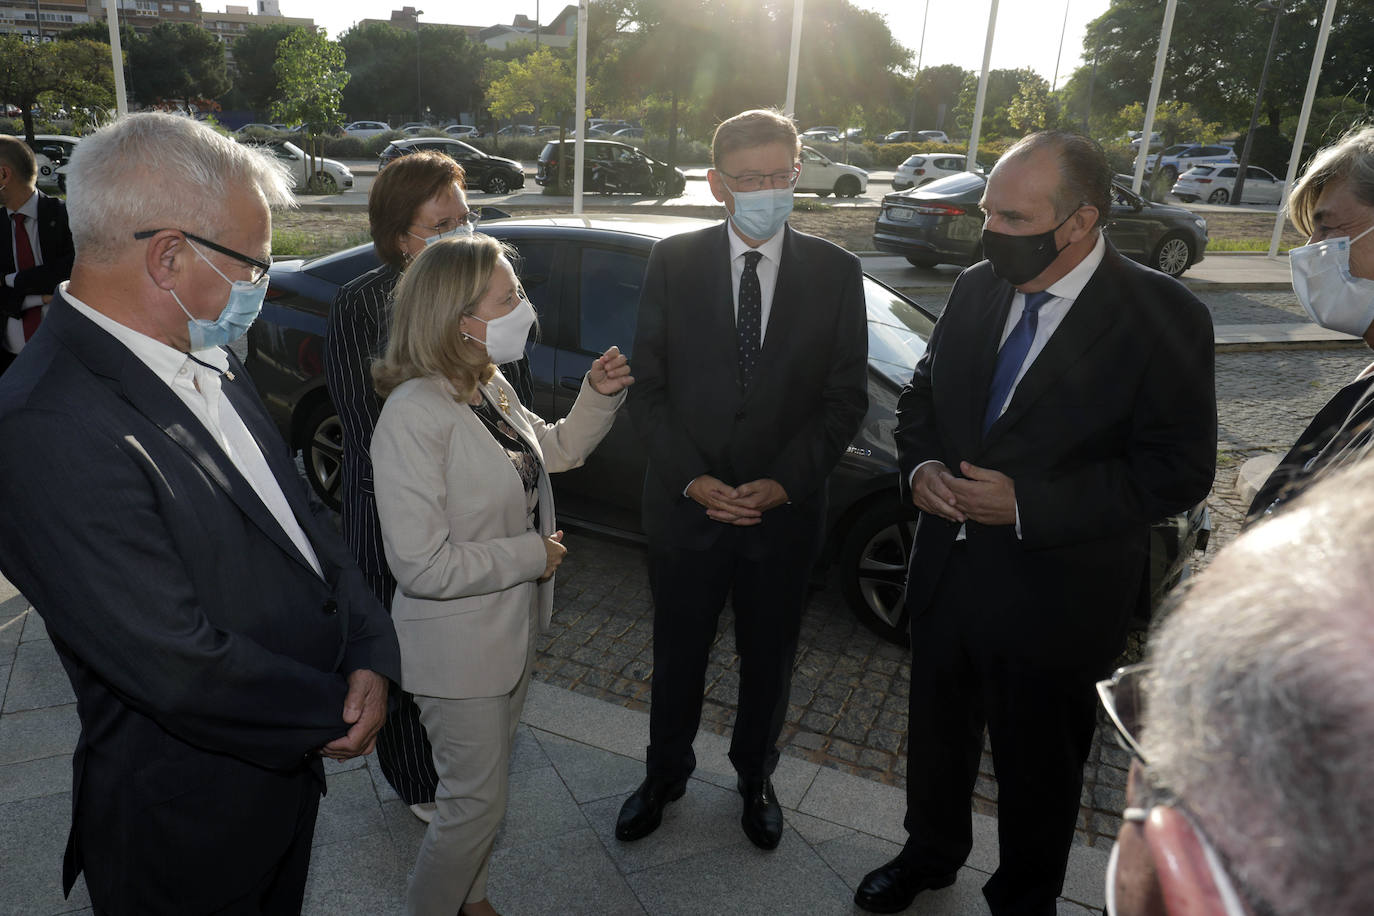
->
[835,175,861,198]
[1151,233,1194,278]
[815,189,831,197]
[302,401,343,512]
[839,500,915,646]
[650,175,670,197]
[310,171,338,195]
[485,173,512,194]
[1207,187,1229,204]
[905,255,940,269]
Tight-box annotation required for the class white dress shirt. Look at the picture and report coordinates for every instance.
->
[913,231,1108,537]
[4,190,45,356]
[64,284,324,577]
[726,221,785,345]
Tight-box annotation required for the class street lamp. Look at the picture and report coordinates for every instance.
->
[1231,1,1284,206]
[412,9,424,123]
[906,0,930,133]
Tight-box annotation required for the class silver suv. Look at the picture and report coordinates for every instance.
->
[1146,144,1237,183]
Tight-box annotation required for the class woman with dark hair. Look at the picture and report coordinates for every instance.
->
[323,151,492,821]
[371,235,631,916]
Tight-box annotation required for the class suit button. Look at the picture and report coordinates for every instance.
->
[322,599,338,615]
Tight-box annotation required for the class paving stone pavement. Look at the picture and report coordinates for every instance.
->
[534,323,1374,852]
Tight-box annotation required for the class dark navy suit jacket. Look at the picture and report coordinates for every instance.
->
[0,295,400,911]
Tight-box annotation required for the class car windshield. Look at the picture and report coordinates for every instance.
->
[902,156,923,167]
[1188,167,1215,176]
[864,278,933,386]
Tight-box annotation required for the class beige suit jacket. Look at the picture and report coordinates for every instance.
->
[372,369,624,699]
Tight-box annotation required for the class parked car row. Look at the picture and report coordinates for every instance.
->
[245,214,1209,645]
[890,153,975,191]
[873,171,1209,278]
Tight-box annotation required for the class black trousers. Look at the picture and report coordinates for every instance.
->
[902,545,1100,916]
[362,566,440,806]
[88,769,320,916]
[645,528,815,783]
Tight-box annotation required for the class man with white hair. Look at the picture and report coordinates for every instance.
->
[0,113,400,914]
[1100,459,1374,915]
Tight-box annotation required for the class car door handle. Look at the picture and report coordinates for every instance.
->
[560,376,583,392]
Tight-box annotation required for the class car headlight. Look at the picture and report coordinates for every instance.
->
[1193,217,1207,231]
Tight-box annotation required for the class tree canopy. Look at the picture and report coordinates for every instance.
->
[128,22,230,107]
[0,36,115,141]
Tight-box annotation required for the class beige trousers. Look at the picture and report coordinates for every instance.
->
[405,627,534,915]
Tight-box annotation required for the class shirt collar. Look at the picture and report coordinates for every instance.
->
[727,220,786,267]
[60,280,228,384]
[10,190,39,221]
[1042,230,1107,302]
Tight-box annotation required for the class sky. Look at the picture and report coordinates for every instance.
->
[228,0,1116,90]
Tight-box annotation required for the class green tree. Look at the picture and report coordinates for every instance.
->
[128,22,230,108]
[0,36,115,141]
[1062,0,1374,137]
[227,24,300,114]
[1007,74,1053,134]
[791,0,910,132]
[487,46,575,179]
[271,28,349,190]
[911,63,969,133]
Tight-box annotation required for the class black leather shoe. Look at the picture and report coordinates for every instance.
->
[854,858,958,913]
[737,777,783,850]
[615,776,687,841]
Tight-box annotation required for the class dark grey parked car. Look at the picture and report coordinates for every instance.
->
[378,138,526,195]
[246,215,1208,643]
[873,171,1209,278]
[535,140,686,196]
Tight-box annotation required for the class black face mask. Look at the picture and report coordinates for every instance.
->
[981,208,1080,286]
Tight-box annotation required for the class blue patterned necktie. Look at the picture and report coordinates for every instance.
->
[737,250,763,390]
[982,290,1054,434]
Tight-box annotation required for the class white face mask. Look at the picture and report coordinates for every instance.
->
[464,298,536,365]
[1290,223,1374,336]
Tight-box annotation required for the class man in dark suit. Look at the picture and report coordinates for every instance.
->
[0,112,400,915]
[0,135,75,373]
[617,109,869,851]
[855,131,1216,915]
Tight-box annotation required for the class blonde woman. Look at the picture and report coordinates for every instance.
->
[370,234,632,916]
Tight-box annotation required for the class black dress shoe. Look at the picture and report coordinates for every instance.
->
[854,857,958,913]
[615,776,687,841]
[737,777,783,850]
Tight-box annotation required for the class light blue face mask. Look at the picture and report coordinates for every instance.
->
[725,185,794,241]
[410,221,475,246]
[170,238,269,350]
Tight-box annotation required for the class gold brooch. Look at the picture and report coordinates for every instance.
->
[498,388,510,415]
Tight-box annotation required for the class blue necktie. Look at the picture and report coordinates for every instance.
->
[983,290,1054,434]
[737,250,763,390]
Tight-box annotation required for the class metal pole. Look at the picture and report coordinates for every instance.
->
[1053,0,1070,90]
[33,0,42,41]
[413,11,423,123]
[908,0,930,133]
[535,0,540,49]
[1269,0,1338,257]
[573,0,587,214]
[105,0,128,116]
[783,0,804,117]
[1131,0,1177,196]
[967,0,998,171]
[1232,3,1282,206]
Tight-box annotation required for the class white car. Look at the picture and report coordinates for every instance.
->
[29,134,79,191]
[254,140,354,194]
[800,128,841,144]
[342,120,392,139]
[443,124,480,139]
[891,153,972,191]
[915,129,950,144]
[1171,164,1284,205]
[1146,144,1237,182]
[796,145,867,198]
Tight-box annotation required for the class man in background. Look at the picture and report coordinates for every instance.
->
[0,135,74,373]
